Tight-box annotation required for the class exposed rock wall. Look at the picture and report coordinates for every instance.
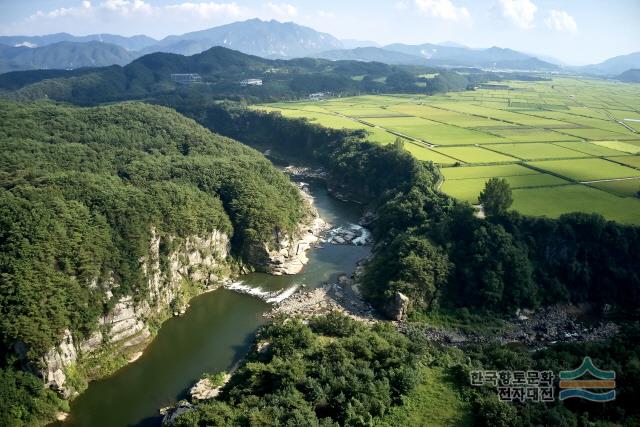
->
[41,228,231,396]
[248,183,328,275]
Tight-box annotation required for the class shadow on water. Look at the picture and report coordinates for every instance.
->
[60,181,370,427]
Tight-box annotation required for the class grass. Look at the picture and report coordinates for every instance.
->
[433,146,517,163]
[441,164,537,180]
[590,179,640,197]
[612,155,640,168]
[441,174,568,203]
[486,142,588,160]
[511,185,640,225]
[488,127,579,142]
[553,141,629,157]
[366,116,502,145]
[404,142,458,164]
[256,77,640,223]
[529,158,640,181]
[591,140,640,154]
[374,365,472,427]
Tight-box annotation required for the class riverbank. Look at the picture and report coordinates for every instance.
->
[59,179,371,427]
[398,305,620,349]
[266,262,378,323]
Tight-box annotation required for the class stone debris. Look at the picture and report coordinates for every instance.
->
[398,305,619,348]
[266,264,379,323]
[161,401,193,425]
[325,224,371,246]
[189,374,231,401]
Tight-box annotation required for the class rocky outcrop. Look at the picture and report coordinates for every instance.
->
[247,182,328,275]
[189,373,231,401]
[42,329,77,397]
[267,272,378,322]
[382,292,410,321]
[40,227,231,397]
[398,305,619,348]
[161,401,193,425]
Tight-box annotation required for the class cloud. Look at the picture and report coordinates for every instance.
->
[8,1,249,37]
[165,2,242,19]
[496,0,537,29]
[267,2,298,19]
[414,0,470,21]
[317,10,335,19]
[545,9,577,33]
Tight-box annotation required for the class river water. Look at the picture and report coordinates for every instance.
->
[61,181,370,427]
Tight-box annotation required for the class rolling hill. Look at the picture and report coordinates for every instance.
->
[314,47,429,65]
[616,68,640,83]
[0,41,136,73]
[578,51,640,75]
[0,32,157,51]
[383,43,557,70]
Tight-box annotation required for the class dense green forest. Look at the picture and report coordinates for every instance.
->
[0,46,545,105]
[172,101,640,317]
[169,313,640,427]
[0,100,306,425]
[169,314,422,426]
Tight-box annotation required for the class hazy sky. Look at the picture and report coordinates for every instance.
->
[0,0,638,65]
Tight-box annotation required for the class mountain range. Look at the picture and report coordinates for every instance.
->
[0,41,135,74]
[0,18,638,76]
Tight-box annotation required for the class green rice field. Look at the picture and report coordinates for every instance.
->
[255,77,640,224]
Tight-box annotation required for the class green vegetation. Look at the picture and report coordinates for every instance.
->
[169,314,423,426]
[459,323,640,426]
[479,178,514,216]
[0,100,305,424]
[254,77,640,224]
[0,46,518,105]
[185,102,640,318]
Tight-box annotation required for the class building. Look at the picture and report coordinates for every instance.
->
[170,73,202,84]
[240,78,263,86]
[308,92,327,100]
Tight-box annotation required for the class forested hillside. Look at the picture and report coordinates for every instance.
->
[0,46,537,105]
[0,101,305,425]
[180,102,640,317]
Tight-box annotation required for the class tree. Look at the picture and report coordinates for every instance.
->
[392,137,405,151]
[478,178,513,217]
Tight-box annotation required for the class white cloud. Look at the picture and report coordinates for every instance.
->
[12,1,248,37]
[317,10,335,19]
[545,9,577,33]
[165,2,242,19]
[496,0,537,29]
[267,2,298,19]
[414,0,470,21]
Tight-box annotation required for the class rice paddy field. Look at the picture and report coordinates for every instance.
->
[254,77,640,224]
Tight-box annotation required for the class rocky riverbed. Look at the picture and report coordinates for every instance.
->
[266,267,378,323]
[398,305,619,349]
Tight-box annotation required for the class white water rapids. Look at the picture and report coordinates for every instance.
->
[225,281,300,304]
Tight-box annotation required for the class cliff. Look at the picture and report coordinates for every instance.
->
[41,227,231,397]
[246,183,327,275]
[40,184,324,398]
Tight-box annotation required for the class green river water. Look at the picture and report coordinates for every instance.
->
[61,181,370,427]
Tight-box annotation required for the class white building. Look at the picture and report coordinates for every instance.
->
[240,79,263,86]
[170,73,202,84]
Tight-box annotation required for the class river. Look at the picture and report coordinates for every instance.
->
[60,180,370,427]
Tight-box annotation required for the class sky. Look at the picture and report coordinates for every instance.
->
[0,0,638,65]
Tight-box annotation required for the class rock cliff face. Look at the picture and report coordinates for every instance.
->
[41,228,231,397]
[246,183,328,275]
[41,183,323,397]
